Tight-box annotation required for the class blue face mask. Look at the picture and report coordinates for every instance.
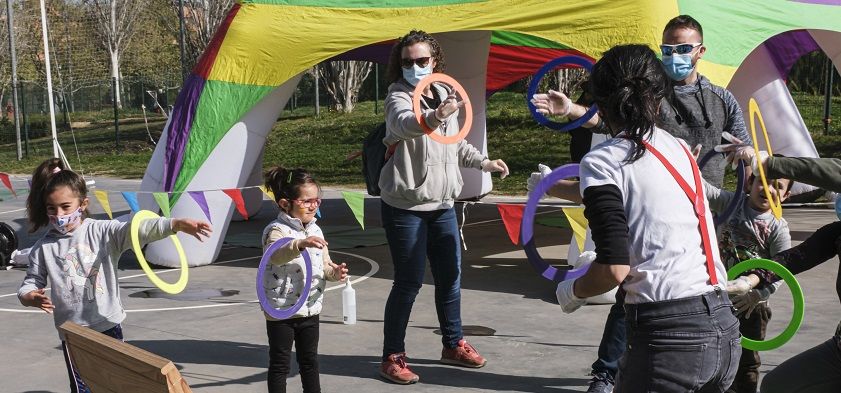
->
[662,53,695,81]
[402,63,433,86]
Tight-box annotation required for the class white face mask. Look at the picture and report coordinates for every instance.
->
[49,207,83,234]
[402,63,433,86]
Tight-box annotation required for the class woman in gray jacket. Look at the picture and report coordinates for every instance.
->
[377,30,508,385]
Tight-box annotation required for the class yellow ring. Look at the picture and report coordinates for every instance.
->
[130,210,189,294]
[748,98,783,219]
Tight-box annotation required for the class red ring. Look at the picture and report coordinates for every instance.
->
[411,73,473,144]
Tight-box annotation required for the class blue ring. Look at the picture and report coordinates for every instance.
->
[527,55,598,132]
[697,150,746,226]
[521,163,590,282]
[257,237,313,320]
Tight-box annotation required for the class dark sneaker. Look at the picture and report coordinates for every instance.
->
[440,339,487,368]
[586,372,614,393]
[380,352,419,385]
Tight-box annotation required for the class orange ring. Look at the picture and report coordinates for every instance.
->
[411,73,473,144]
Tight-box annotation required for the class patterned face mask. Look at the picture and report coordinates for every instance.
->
[49,207,83,234]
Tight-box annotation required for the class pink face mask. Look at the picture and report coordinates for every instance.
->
[48,207,83,234]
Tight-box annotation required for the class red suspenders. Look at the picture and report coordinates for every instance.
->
[642,141,720,285]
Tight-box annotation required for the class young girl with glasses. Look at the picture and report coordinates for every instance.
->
[261,166,348,393]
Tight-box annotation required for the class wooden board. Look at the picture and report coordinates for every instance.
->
[59,322,192,393]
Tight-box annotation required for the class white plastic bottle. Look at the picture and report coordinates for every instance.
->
[342,276,357,325]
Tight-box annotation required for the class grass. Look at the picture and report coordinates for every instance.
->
[1,91,839,195]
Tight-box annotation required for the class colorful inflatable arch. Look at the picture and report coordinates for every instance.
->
[140,0,841,266]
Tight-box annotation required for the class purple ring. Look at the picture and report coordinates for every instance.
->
[256,237,313,319]
[697,150,746,226]
[521,163,590,282]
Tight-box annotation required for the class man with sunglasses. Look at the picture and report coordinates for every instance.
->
[581,15,753,393]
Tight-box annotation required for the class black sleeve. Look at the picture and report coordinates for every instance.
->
[757,222,841,288]
[583,184,630,265]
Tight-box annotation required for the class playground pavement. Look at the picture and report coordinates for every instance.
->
[1,176,838,393]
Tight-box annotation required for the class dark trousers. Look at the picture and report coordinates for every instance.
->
[727,303,771,393]
[760,336,841,393]
[62,324,123,393]
[266,315,321,393]
[591,288,627,380]
[616,290,741,393]
[381,202,463,359]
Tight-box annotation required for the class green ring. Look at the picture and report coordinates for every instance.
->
[727,258,804,351]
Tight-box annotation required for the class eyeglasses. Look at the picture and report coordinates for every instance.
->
[660,43,702,56]
[290,198,322,208]
[401,56,431,69]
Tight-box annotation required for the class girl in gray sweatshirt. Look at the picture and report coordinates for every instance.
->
[17,158,211,393]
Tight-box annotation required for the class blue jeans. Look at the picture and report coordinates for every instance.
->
[381,202,463,359]
[62,324,124,393]
[616,290,741,393]
[591,288,627,380]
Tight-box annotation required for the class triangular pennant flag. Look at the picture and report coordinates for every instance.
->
[341,191,365,230]
[120,192,140,213]
[0,173,16,197]
[258,185,275,201]
[152,192,171,217]
[188,191,212,223]
[562,207,589,253]
[223,189,249,220]
[94,190,113,219]
[497,204,525,245]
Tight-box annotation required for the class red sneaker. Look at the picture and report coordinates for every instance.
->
[380,352,420,384]
[440,339,487,368]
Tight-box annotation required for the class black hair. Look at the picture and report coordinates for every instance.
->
[264,166,320,207]
[663,15,704,41]
[26,158,88,232]
[588,44,668,162]
[386,30,446,84]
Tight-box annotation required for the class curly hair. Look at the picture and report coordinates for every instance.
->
[588,44,668,163]
[386,30,446,84]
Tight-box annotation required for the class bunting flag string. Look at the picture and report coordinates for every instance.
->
[94,190,113,219]
[121,192,140,213]
[497,204,525,245]
[188,191,212,223]
[341,191,365,230]
[152,192,172,217]
[258,185,275,201]
[0,173,16,197]
[562,207,589,254]
[223,189,249,220]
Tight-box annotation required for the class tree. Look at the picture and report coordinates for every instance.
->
[83,0,148,109]
[152,0,234,72]
[318,61,373,113]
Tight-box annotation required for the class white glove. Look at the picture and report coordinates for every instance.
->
[481,159,510,179]
[732,286,772,318]
[725,276,753,296]
[526,163,553,194]
[751,151,770,176]
[556,279,586,313]
[713,132,755,169]
[530,90,572,117]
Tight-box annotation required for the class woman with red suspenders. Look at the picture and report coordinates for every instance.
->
[554,44,741,392]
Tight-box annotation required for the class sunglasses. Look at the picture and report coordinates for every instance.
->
[290,198,322,209]
[660,43,702,56]
[401,56,431,69]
